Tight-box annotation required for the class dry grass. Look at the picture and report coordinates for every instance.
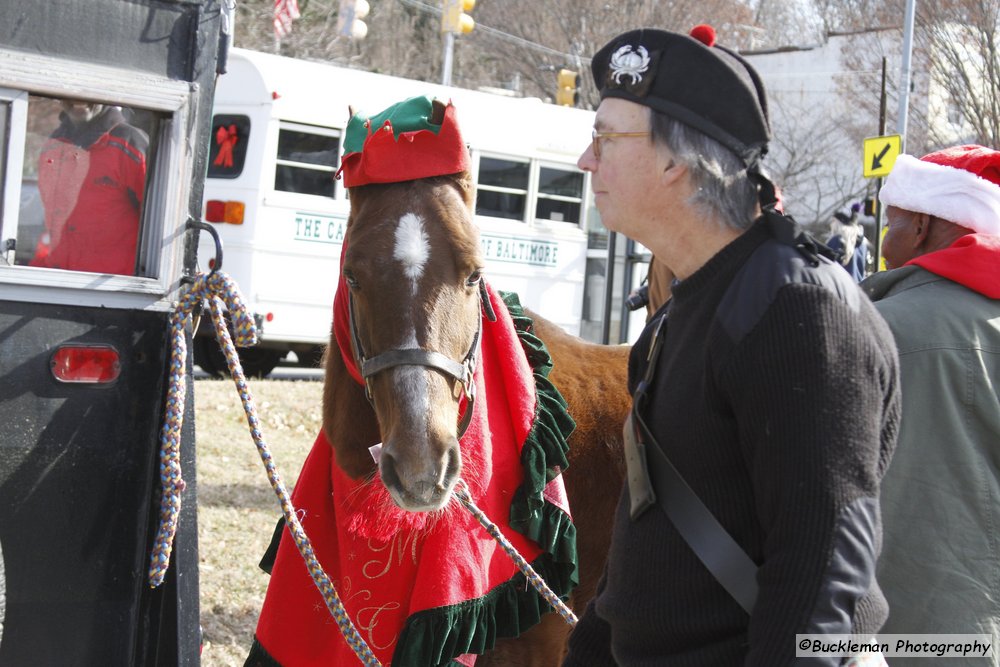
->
[195,377,323,666]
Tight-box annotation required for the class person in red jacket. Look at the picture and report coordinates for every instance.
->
[30,99,148,275]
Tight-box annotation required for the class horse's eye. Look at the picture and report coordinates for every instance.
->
[466,269,483,287]
[344,271,359,289]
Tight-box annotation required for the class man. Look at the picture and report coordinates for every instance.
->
[864,145,1000,665]
[563,26,900,665]
[30,99,148,275]
[827,204,872,282]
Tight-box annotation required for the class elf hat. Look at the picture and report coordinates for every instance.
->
[879,144,1000,235]
[590,25,771,168]
[338,96,469,188]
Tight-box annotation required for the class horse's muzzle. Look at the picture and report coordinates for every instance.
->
[379,444,461,512]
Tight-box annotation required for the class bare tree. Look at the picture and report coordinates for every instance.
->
[915,0,1000,147]
[230,0,757,106]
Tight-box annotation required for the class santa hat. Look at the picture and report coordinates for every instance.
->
[879,144,1000,235]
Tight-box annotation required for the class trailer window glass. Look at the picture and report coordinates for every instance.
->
[274,125,339,197]
[6,95,154,276]
[536,167,583,224]
[476,157,528,221]
[207,114,250,178]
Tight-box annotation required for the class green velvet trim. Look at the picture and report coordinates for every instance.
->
[391,290,579,666]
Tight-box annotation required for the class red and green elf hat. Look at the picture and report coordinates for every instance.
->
[338,95,469,188]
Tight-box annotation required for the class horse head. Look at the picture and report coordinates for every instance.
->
[336,164,483,512]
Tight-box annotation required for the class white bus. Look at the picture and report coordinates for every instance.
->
[195,48,643,378]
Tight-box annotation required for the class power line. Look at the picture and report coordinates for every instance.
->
[395,0,589,65]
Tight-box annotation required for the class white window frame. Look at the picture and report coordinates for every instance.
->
[534,162,586,228]
[0,47,194,311]
[272,120,342,200]
[474,153,531,224]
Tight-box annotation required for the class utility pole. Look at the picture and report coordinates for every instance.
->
[442,31,456,86]
[440,0,475,86]
[897,0,917,152]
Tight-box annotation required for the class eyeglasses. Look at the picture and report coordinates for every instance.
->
[591,129,651,159]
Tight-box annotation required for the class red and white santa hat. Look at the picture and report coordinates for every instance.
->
[879,144,1000,235]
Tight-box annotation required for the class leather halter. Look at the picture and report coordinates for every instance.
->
[347,280,497,439]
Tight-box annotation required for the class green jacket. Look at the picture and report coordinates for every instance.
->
[864,266,1000,665]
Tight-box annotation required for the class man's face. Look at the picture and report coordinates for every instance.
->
[577,98,673,243]
[882,205,920,269]
[60,100,102,126]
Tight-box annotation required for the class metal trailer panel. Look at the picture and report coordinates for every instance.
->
[0,1,222,664]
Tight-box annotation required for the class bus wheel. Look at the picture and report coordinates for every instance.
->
[295,345,325,369]
[193,337,283,378]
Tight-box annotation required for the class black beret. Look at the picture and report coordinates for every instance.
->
[591,27,771,167]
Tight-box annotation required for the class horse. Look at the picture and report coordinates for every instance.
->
[249,99,630,667]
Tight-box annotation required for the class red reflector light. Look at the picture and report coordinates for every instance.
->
[51,345,121,384]
[205,200,226,222]
[265,312,274,322]
[205,200,246,225]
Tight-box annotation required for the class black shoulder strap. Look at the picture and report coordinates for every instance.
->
[629,312,759,614]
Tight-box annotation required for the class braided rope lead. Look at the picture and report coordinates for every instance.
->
[148,271,381,667]
[453,480,579,626]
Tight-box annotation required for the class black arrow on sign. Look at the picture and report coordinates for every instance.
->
[871,143,891,171]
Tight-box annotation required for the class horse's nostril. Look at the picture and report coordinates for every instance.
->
[379,451,401,491]
[445,444,461,484]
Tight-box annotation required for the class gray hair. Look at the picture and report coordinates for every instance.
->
[649,109,759,232]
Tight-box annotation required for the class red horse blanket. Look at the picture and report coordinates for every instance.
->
[248,286,577,666]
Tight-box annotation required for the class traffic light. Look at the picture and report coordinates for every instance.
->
[556,69,578,107]
[441,0,475,35]
[337,0,369,39]
[864,196,877,217]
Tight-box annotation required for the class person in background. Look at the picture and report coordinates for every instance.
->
[827,202,872,282]
[564,24,899,666]
[30,99,148,275]
[863,144,1000,666]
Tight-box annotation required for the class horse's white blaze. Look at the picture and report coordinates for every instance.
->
[393,212,429,290]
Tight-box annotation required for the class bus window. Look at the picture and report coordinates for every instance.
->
[274,122,339,197]
[536,166,583,224]
[476,156,528,221]
[207,114,251,178]
[12,94,154,276]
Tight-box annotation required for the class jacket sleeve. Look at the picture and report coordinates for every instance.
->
[718,283,897,665]
[562,571,617,666]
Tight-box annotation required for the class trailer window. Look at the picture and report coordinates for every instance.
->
[207,114,250,178]
[476,157,528,222]
[274,124,339,197]
[2,94,154,276]
[536,166,583,224]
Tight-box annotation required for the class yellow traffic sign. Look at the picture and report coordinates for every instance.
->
[863,134,902,178]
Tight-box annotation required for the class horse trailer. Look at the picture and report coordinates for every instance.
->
[0,1,225,664]
[196,48,646,378]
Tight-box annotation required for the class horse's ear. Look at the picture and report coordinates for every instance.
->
[455,170,475,210]
[347,105,356,122]
[430,99,446,125]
